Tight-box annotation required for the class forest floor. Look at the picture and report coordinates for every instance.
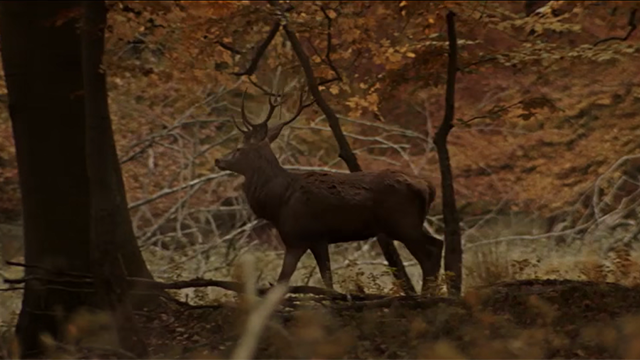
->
[136,279,640,359]
[3,231,640,359]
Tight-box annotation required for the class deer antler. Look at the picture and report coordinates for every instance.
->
[237,89,288,143]
[265,89,316,140]
[239,89,255,131]
[281,88,316,127]
[238,89,287,129]
[255,93,286,127]
[231,90,254,134]
[235,88,315,142]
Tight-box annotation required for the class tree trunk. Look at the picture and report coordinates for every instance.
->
[0,2,92,356]
[0,1,153,356]
[82,0,148,356]
[433,11,463,296]
[280,21,418,296]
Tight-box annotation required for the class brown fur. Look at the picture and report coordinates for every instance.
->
[215,95,443,293]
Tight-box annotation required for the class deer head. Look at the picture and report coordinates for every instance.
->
[214,90,315,175]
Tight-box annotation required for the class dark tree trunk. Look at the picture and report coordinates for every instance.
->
[0,1,153,357]
[82,0,149,356]
[0,2,93,357]
[434,11,463,296]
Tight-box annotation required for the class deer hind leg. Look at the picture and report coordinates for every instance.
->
[276,246,308,285]
[422,229,444,278]
[397,230,443,295]
[310,241,333,289]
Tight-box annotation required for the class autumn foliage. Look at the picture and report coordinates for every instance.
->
[1,1,640,358]
[0,1,637,226]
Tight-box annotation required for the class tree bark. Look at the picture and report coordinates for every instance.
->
[0,2,93,356]
[433,11,463,296]
[0,1,153,356]
[279,19,418,295]
[82,0,149,356]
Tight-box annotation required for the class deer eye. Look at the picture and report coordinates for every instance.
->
[234,148,246,157]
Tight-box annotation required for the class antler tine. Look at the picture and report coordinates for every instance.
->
[230,115,248,134]
[281,90,316,127]
[253,93,285,127]
[240,89,254,131]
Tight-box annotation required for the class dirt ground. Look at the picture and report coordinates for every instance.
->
[133,279,640,359]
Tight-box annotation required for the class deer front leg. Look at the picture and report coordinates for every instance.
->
[276,246,308,285]
[310,241,333,289]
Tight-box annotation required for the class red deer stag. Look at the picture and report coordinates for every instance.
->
[215,91,443,294]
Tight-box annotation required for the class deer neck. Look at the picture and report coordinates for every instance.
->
[242,155,293,222]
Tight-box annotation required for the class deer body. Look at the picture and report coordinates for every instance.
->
[216,92,443,293]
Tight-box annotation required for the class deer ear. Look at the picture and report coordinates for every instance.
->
[267,123,287,143]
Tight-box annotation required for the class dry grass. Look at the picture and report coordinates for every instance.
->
[2,210,640,359]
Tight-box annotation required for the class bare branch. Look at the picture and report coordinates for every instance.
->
[0,287,24,292]
[233,22,281,76]
[320,5,342,82]
[120,139,155,164]
[248,76,279,96]
[594,8,637,46]
[157,220,261,272]
[317,77,340,87]
[593,154,640,220]
[216,40,244,55]
[5,263,387,301]
[128,172,231,210]
[459,56,498,72]
[458,100,524,125]
[138,182,205,247]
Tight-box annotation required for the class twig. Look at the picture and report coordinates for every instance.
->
[330,295,457,311]
[248,76,279,96]
[120,139,154,164]
[338,115,429,142]
[4,274,93,285]
[216,40,244,55]
[459,56,497,72]
[0,287,23,292]
[233,22,281,76]
[283,165,347,174]
[592,154,640,220]
[458,100,524,125]
[128,172,231,210]
[320,6,342,82]
[6,260,394,300]
[157,220,260,271]
[138,182,205,247]
[333,259,418,272]
[317,77,340,87]
[594,8,637,46]
[5,260,91,278]
[230,284,288,360]
[465,219,596,250]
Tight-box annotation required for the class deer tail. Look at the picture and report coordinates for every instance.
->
[407,179,436,215]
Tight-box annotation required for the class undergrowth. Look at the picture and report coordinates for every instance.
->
[2,216,640,359]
